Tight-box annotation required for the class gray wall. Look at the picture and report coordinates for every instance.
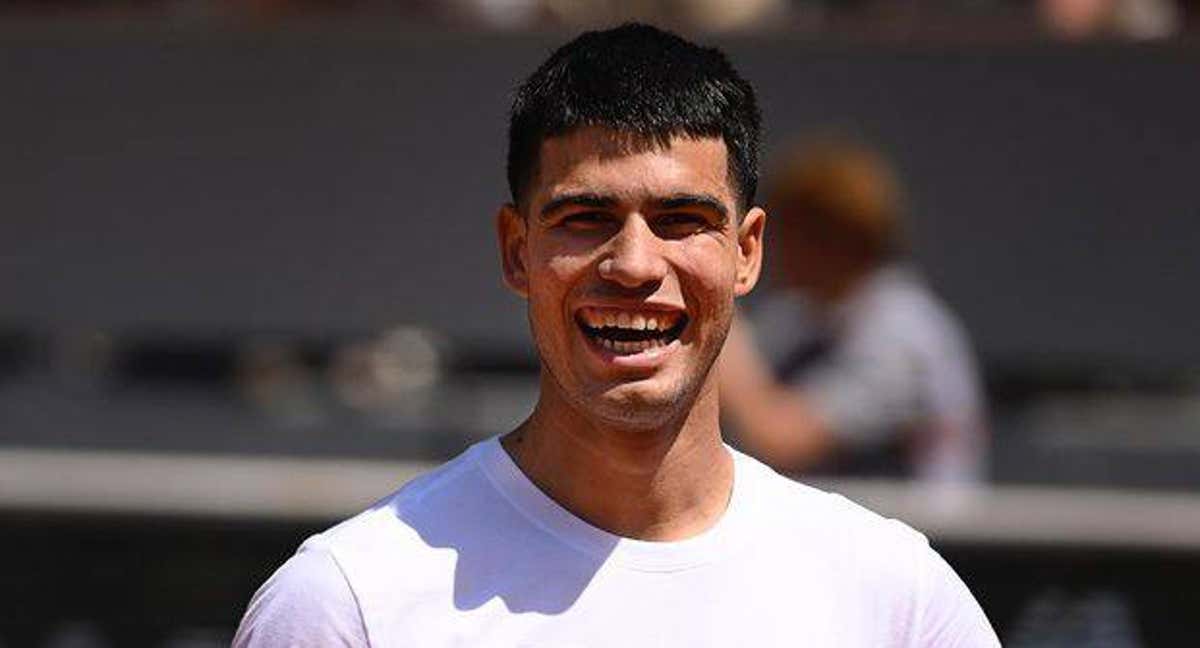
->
[5,29,1198,367]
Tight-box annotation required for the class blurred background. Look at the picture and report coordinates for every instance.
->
[2,1,1199,646]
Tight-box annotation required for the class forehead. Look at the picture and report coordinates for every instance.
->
[530,128,733,206]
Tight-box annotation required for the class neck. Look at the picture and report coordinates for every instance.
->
[501,373,733,541]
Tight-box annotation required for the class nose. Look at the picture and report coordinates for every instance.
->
[597,215,669,289]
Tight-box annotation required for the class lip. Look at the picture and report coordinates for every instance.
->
[575,305,685,331]
[573,301,688,371]
[580,329,683,370]
[574,299,687,314]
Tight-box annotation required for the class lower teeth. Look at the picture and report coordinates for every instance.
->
[599,338,665,353]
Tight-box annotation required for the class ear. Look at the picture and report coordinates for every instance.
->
[734,206,766,297]
[496,203,530,298]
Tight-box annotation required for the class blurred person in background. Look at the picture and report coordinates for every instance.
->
[1037,0,1181,39]
[720,137,988,483]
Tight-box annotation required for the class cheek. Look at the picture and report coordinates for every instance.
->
[674,241,738,315]
[531,232,596,282]
[525,249,592,333]
[545,252,588,280]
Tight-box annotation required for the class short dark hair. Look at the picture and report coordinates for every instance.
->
[506,23,761,211]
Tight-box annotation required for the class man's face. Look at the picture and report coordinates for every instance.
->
[498,128,764,428]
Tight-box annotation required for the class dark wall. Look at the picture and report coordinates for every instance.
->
[5,29,1198,367]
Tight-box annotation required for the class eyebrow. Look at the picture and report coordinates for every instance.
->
[539,193,619,220]
[539,192,729,221]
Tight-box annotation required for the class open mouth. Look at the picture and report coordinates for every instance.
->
[576,306,688,356]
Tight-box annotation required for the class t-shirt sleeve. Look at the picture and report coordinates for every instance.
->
[912,542,1001,648]
[233,543,370,648]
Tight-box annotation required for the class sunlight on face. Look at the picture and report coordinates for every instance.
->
[500,127,763,429]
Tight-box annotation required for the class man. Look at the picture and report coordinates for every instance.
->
[234,24,999,646]
[720,139,988,483]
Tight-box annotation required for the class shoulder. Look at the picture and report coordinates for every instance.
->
[233,538,368,647]
[736,450,923,548]
[823,496,998,646]
[234,442,494,647]
[750,458,931,559]
[837,267,984,411]
[736,456,999,646]
[319,439,489,552]
[754,464,943,587]
[845,267,963,343]
[292,441,503,602]
[818,495,999,647]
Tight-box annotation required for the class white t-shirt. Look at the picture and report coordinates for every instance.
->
[234,437,999,647]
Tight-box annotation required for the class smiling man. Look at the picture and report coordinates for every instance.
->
[234,24,999,647]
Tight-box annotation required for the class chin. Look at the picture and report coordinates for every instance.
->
[585,382,691,430]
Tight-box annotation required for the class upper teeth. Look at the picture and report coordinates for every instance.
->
[583,308,679,331]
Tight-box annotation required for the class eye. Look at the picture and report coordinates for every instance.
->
[561,211,613,230]
[655,212,711,237]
